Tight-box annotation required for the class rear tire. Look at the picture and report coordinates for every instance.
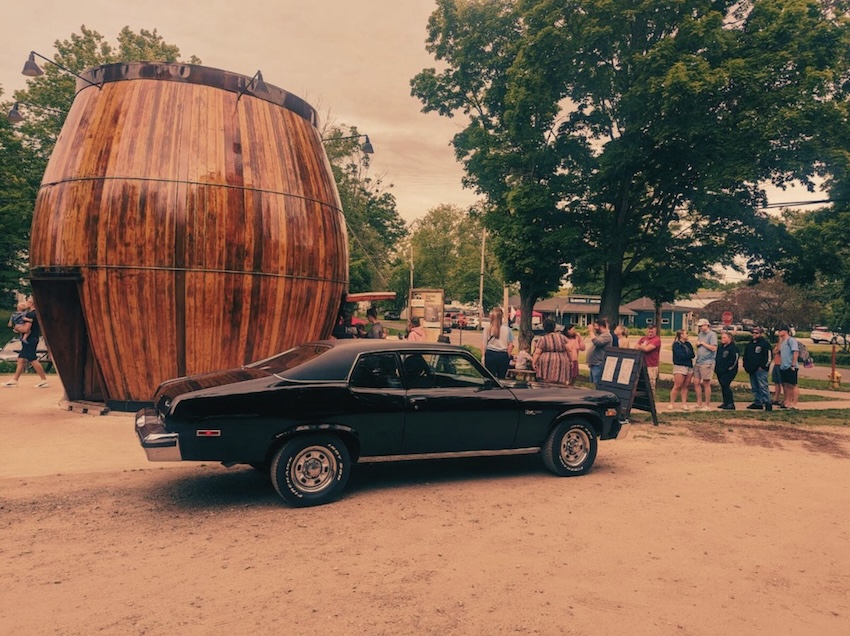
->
[271,434,350,507]
[541,419,597,476]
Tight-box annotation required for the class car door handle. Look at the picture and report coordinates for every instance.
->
[408,396,427,409]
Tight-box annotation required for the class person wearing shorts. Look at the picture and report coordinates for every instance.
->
[693,319,717,410]
[3,299,49,388]
[770,343,784,405]
[777,325,799,409]
[670,330,695,409]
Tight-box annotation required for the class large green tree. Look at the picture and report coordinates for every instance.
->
[0,25,200,298]
[411,0,583,347]
[412,0,850,338]
[0,89,44,296]
[784,204,850,348]
[389,204,504,311]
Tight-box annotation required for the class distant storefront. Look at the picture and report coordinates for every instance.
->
[508,294,698,331]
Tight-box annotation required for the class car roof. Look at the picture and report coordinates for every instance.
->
[267,339,474,382]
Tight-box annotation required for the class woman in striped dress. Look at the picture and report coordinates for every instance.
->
[532,318,570,384]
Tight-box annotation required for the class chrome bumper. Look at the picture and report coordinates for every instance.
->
[135,408,182,462]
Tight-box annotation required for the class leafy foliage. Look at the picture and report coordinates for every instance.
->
[323,127,407,294]
[0,99,42,298]
[782,204,850,349]
[702,278,818,337]
[412,0,850,338]
[412,0,583,346]
[387,204,504,311]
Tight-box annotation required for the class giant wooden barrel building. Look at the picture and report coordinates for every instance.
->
[29,63,348,410]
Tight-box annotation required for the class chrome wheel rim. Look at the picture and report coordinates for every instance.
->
[290,445,337,494]
[560,428,590,468]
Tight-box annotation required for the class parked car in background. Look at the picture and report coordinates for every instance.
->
[464,315,481,330]
[443,312,453,333]
[383,310,401,321]
[136,339,625,507]
[445,309,458,325]
[811,326,840,344]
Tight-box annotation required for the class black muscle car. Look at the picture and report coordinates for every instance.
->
[136,340,624,507]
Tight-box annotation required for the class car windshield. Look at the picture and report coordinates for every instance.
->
[246,344,332,375]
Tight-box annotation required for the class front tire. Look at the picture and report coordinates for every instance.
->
[271,434,351,507]
[541,419,598,476]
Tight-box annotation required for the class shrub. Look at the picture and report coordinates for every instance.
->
[811,351,850,367]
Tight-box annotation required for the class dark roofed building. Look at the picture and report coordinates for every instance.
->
[507,294,699,331]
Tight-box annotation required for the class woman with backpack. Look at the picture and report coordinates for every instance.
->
[715,331,740,410]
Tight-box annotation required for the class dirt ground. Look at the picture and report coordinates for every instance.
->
[1,386,850,635]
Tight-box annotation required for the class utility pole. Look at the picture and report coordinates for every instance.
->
[478,229,486,318]
[408,241,414,319]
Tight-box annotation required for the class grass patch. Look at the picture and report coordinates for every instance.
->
[654,408,850,427]
[650,382,829,403]
[657,362,850,393]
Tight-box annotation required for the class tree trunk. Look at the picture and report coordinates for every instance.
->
[518,283,538,352]
[598,265,624,327]
[654,299,662,332]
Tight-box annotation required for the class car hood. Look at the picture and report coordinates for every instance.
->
[506,383,621,408]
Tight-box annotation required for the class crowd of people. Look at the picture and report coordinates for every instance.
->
[662,320,801,411]
[484,312,803,412]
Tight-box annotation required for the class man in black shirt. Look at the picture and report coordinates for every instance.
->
[3,298,50,388]
[743,327,771,411]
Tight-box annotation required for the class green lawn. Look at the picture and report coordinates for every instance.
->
[629,407,850,427]
[657,362,850,393]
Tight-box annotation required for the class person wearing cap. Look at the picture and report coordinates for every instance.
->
[693,318,718,410]
[777,325,800,408]
[743,327,772,411]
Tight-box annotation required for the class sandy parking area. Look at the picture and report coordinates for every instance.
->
[1,382,849,635]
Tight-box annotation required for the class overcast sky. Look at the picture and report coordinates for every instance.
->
[0,0,479,223]
[1,0,824,228]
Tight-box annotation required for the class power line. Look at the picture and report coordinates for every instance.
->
[760,198,833,209]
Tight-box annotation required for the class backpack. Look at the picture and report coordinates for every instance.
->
[797,340,814,368]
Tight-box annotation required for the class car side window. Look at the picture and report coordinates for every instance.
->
[349,353,402,389]
[402,354,436,389]
[403,352,489,389]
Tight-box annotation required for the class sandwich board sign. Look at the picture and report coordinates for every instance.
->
[596,347,658,426]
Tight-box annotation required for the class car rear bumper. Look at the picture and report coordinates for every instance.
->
[135,408,182,461]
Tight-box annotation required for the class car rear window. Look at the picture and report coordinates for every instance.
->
[246,344,332,375]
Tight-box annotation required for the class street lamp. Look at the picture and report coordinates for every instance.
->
[322,133,374,154]
[6,101,65,123]
[236,69,270,102]
[21,51,101,89]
